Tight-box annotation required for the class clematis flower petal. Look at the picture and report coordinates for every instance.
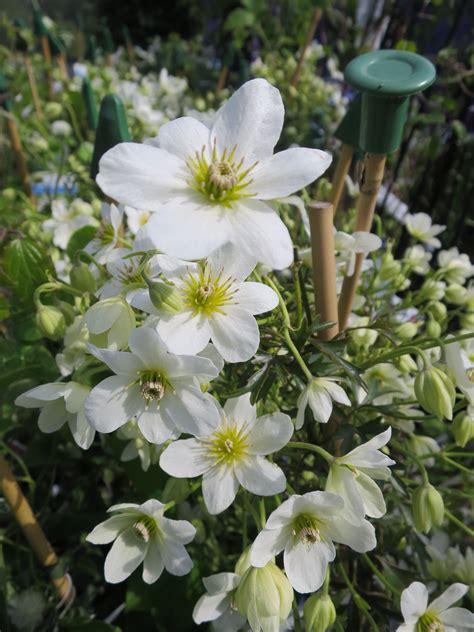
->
[104,527,148,583]
[400,582,430,621]
[142,536,164,584]
[284,538,335,593]
[159,438,209,477]
[38,400,68,432]
[247,412,293,455]
[157,116,210,161]
[86,514,133,544]
[209,307,260,363]
[429,583,469,614]
[235,282,279,315]
[234,455,286,496]
[202,465,239,514]
[250,527,290,567]
[85,376,142,433]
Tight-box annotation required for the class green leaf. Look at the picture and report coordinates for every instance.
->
[224,8,255,33]
[2,238,54,304]
[66,225,98,260]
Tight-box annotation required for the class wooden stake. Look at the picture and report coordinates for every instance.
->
[291,6,323,88]
[40,35,54,100]
[308,201,339,340]
[330,143,353,217]
[0,454,74,604]
[337,153,386,329]
[57,53,69,81]
[6,114,33,199]
[215,65,229,96]
[24,55,43,119]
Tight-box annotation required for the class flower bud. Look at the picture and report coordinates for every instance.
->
[414,366,456,420]
[351,317,378,349]
[412,483,444,533]
[425,317,442,338]
[445,284,467,305]
[420,279,446,301]
[426,301,447,321]
[235,562,293,632]
[44,102,63,119]
[379,251,402,281]
[85,297,135,350]
[2,188,16,200]
[54,300,75,325]
[452,411,474,448]
[235,547,252,576]
[397,353,418,374]
[460,312,474,329]
[303,593,336,632]
[70,262,97,293]
[146,279,183,314]
[396,322,418,341]
[36,305,66,340]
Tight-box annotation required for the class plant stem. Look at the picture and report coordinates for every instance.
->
[362,554,401,596]
[286,441,333,463]
[259,498,266,528]
[292,597,302,632]
[338,563,378,632]
[444,509,474,536]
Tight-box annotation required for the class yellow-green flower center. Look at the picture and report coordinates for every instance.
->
[96,221,116,245]
[132,515,158,542]
[292,513,321,546]
[181,266,238,317]
[138,371,168,407]
[416,612,445,632]
[205,418,250,465]
[187,142,258,206]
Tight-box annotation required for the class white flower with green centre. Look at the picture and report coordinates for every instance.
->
[98,249,161,304]
[437,247,474,285]
[42,198,98,250]
[296,377,351,427]
[159,394,293,514]
[193,572,246,631]
[334,230,382,277]
[118,420,161,472]
[325,429,395,525]
[250,491,376,593]
[15,382,94,449]
[84,326,220,444]
[404,212,446,249]
[404,245,433,275]
[85,202,124,263]
[445,338,474,407]
[86,499,196,584]
[96,78,332,270]
[396,581,474,631]
[131,243,278,363]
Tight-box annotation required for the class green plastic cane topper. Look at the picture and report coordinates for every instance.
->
[344,50,436,154]
[82,77,98,131]
[334,93,362,149]
[14,19,29,53]
[32,1,48,38]
[90,94,130,179]
[101,24,115,55]
[48,32,66,57]
[86,34,97,62]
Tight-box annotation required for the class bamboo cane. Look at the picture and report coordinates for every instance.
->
[329,143,353,216]
[308,201,339,340]
[57,53,69,81]
[337,153,386,329]
[6,113,33,199]
[0,454,74,604]
[215,65,229,96]
[40,35,54,100]
[24,55,43,119]
[290,6,323,88]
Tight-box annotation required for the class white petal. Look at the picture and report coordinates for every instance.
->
[160,517,196,545]
[207,242,257,281]
[307,388,333,424]
[322,381,351,407]
[136,407,177,444]
[247,412,293,455]
[284,538,334,593]
[144,199,231,259]
[356,472,387,518]
[63,383,89,414]
[85,377,141,432]
[127,326,167,368]
[250,527,289,567]
[157,117,210,161]
[249,148,332,199]
[265,495,300,529]
[162,386,220,435]
[38,400,68,432]
[329,514,376,552]
[440,607,474,627]
[156,254,198,281]
[85,301,123,334]
[129,289,160,316]
[325,465,365,525]
[344,428,393,460]
[139,499,165,517]
[211,78,284,162]
[104,527,148,583]
[230,199,293,270]
[161,540,193,576]
[193,592,229,624]
[87,344,143,375]
[86,514,133,544]
[209,308,259,363]
[202,465,239,514]
[352,231,382,253]
[142,536,164,584]
[198,343,224,374]
[68,411,95,449]
[430,583,469,614]
[401,582,429,621]
[15,383,67,407]
[235,282,278,315]
[159,439,209,477]
[156,312,212,356]
[203,572,241,595]
[235,456,286,496]
[97,143,186,210]
[224,394,256,425]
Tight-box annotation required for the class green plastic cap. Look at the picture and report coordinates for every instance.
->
[86,34,97,62]
[344,50,436,154]
[14,19,29,52]
[32,2,47,37]
[48,32,66,57]
[101,24,115,54]
[90,94,130,179]
[82,77,98,131]
[334,93,361,148]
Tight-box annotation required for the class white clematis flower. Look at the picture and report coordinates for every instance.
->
[193,572,246,631]
[250,491,376,593]
[159,393,293,514]
[85,202,124,263]
[84,326,220,444]
[404,245,432,275]
[118,420,161,472]
[296,378,351,428]
[445,338,474,407]
[97,249,161,304]
[325,428,395,525]
[396,581,474,631]
[84,296,135,350]
[97,78,332,270]
[334,230,382,277]
[404,212,446,249]
[15,382,94,449]
[86,499,196,584]
[131,243,278,363]
[124,205,151,235]
[42,198,97,250]
[437,247,474,285]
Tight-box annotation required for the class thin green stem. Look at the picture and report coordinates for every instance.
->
[338,563,378,631]
[243,492,262,531]
[259,498,266,528]
[362,554,401,596]
[283,328,313,380]
[444,509,474,537]
[286,441,333,463]
[442,455,473,476]
[292,597,302,632]
[392,439,429,484]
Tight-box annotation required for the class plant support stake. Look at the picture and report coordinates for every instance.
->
[291,4,323,88]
